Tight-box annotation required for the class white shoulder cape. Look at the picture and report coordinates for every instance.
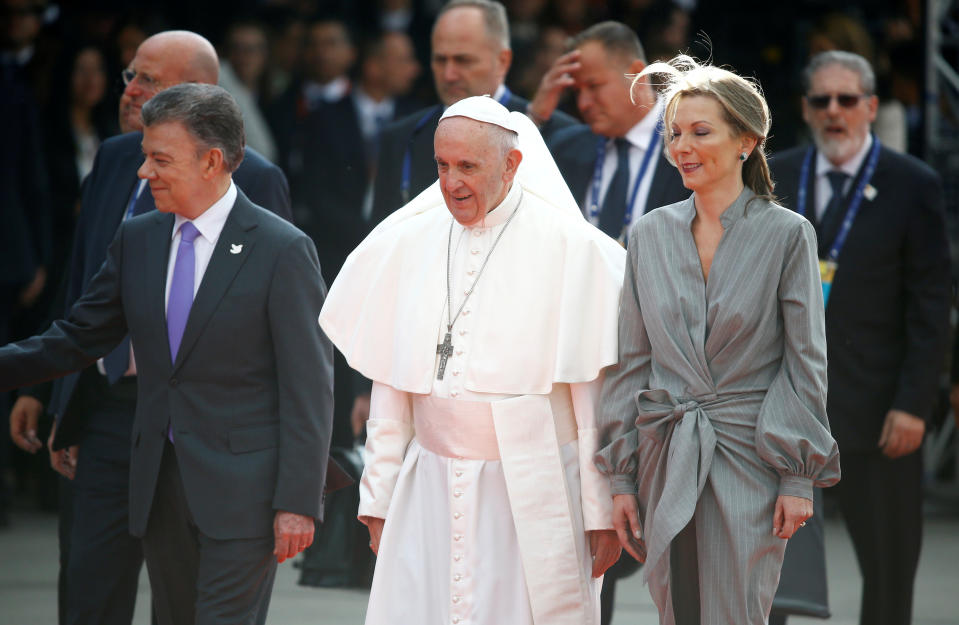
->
[319,180,627,395]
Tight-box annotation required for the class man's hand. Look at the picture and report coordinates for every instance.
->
[528,49,581,125]
[361,515,385,555]
[611,493,645,562]
[587,529,621,578]
[350,393,371,439]
[273,511,315,563]
[47,421,78,480]
[878,409,925,459]
[773,495,812,539]
[18,266,47,308]
[10,395,44,452]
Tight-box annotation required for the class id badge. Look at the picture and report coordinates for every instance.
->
[818,259,838,307]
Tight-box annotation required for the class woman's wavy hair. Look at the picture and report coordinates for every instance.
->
[633,54,775,202]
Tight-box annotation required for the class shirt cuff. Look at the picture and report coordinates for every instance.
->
[778,473,814,501]
[609,474,638,496]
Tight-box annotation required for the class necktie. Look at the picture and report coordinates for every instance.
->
[598,138,631,239]
[818,170,850,253]
[167,222,201,362]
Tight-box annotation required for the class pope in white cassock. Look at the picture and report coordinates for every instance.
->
[319,96,627,625]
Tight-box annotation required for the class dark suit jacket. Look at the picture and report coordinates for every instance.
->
[369,93,577,224]
[0,191,334,539]
[41,131,291,448]
[546,123,689,218]
[770,144,951,451]
[294,94,420,283]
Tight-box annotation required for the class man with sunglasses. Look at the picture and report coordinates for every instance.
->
[7,30,291,625]
[770,50,950,625]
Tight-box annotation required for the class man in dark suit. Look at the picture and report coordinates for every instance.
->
[769,51,951,625]
[537,21,688,243]
[369,0,576,224]
[0,83,333,625]
[8,31,291,625]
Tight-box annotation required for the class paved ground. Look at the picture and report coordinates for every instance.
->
[2,501,957,625]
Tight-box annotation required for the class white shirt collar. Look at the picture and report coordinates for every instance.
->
[622,99,664,151]
[816,132,873,179]
[172,180,237,243]
[353,88,395,139]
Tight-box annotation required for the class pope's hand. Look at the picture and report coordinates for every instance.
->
[588,529,621,578]
[10,395,43,453]
[273,511,314,563]
[612,494,646,562]
[361,516,385,555]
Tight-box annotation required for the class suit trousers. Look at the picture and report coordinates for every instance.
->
[835,449,923,625]
[142,441,277,625]
[62,373,143,625]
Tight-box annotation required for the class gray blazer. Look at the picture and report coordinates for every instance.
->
[0,190,334,539]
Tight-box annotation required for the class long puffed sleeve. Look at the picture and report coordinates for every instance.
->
[570,376,613,530]
[594,241,652,495]
[357,381,415,521]
[756,220,841,501]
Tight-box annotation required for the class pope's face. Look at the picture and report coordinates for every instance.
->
[434,117,521,227]
[802,64,877,167]
[138,121,211,216]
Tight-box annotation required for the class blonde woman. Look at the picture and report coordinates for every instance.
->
[595,56,841,625]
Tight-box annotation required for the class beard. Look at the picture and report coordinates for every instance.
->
[812,128,867,166]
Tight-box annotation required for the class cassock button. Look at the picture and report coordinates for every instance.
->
[471,249,480,255]
[453,618,460,624]
[456,350,464,356]
[452,370,460,376]
[453,534,463,542]
[473,230,482,237]
[453,512,463,519]
[453,490,463,498]
[462,309,470,316]
[455,470,464,477]
[453,573,463,581]
[452,595,461,603]
[450,391,459,397]
[467,270,476,276]
[463,289,469,296]
[459,329,467,336]
[453,554,463,562]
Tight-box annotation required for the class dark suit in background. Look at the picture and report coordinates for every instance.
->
[369,93,576,224]
[0,189,332,625]
[547,123,689,220]
[24,130,290,625]
[770,143,951,625]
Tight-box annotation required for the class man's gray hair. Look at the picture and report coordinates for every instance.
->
[568,21,646,64]
[487,122,519,157]
[141,83,246,172]
[802,50,876,95]
[437,0,510,50]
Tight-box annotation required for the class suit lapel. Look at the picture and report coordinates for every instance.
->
[142,211,176,368]
[171,193,259,372]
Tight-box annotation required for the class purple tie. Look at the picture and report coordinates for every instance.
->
[167,222,201,363]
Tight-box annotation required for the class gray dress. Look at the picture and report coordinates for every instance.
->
[595,188,841,625]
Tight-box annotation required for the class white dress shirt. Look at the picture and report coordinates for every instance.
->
[813,133,873,220]
[165,181,237,312]
[353,88,395,143]
[585,101,664,228]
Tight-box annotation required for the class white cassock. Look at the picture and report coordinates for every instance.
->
[320,97,627,625]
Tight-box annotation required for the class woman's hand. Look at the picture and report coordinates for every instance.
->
[773,495,813,539]
[612,494,646,562]
[361,516,386,554]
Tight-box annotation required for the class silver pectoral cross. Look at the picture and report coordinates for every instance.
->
[436,331,454,380]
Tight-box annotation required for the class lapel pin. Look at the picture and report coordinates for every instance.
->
[230,243,243,255]
[863,184,877,201]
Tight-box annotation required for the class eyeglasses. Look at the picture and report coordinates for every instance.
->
[121,69,163,91]
[805,93,868,109]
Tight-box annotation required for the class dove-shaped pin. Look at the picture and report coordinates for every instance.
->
[230,244,243,255]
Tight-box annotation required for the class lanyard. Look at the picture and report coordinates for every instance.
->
[587,127,660,228]
[796,135,881,261]
[125,179,146,219]
[400,87,514,204]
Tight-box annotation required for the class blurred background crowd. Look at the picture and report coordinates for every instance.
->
[1,0,958,611]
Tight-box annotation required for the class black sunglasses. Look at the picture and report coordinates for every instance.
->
[805,93,868,109]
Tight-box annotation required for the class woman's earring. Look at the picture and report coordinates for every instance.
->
[739,152,748,161]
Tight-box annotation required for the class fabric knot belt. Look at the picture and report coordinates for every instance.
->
[632,388,723,584]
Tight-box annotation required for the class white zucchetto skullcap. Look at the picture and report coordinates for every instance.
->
[439,95,519,134]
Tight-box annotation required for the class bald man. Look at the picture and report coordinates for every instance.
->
[7,30,291,625]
